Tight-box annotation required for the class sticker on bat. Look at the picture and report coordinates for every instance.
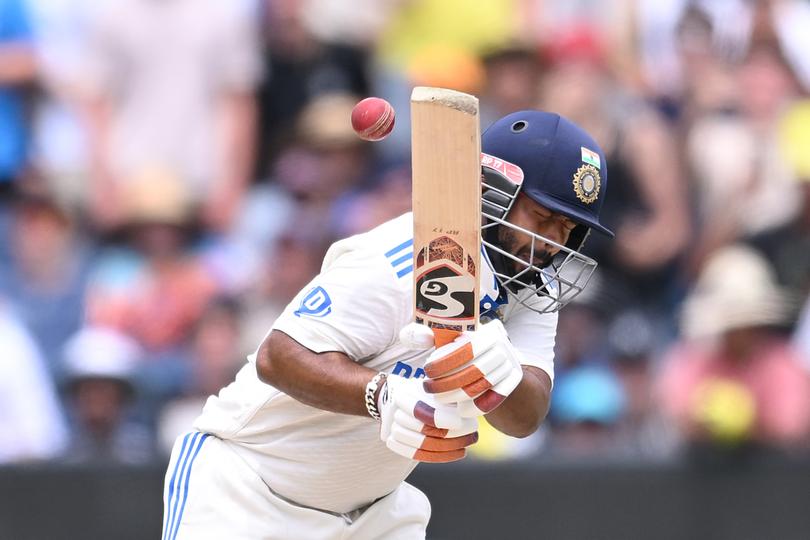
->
[415,265,476,321]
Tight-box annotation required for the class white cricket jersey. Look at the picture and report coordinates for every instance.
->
[193,213,558,514]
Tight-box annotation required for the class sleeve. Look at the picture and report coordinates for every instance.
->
[271,245,412,362]
[504,307,558,385]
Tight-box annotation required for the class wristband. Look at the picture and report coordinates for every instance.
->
[364,372,387,421]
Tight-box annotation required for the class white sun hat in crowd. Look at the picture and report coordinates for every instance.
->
[681,244,792,340]
[62,326,142,383]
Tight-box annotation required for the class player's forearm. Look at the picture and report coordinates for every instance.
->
[256,329,377,418]
[485,366,551,438]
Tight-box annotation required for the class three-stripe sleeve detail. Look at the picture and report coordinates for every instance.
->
[163,432,210,540]
[385,238,413,279]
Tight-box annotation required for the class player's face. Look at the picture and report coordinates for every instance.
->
[498,193,576,270]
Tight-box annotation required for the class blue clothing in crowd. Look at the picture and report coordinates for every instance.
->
[0,0,34,181]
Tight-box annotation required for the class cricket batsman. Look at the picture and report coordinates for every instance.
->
[162,111,614,539]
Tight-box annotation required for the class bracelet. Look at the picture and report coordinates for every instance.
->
[364,372,387,421]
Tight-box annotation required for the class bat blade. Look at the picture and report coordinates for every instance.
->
[410,87,481,338]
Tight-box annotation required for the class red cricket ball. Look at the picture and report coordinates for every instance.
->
[351,97,395,141]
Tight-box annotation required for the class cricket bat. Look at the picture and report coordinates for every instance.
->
[410,87,481,348]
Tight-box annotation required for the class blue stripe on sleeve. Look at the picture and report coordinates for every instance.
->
[390,252,413,267]
[162,432,193,540]
[384,238,413,258]
[166,432,200,539]
[169,434,210,540]
[396,265,414,278]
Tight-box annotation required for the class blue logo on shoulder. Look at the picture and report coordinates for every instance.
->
[294,286,332,318]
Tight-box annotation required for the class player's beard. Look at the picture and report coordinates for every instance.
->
[497,226,554,285]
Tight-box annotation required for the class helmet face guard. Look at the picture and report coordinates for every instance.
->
[481,156,599,314]
[478,111,613,314]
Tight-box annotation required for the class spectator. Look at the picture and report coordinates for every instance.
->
[780,101,810,370]
[540,24,691,336]
[157,298,244,455]
[0,0,36,199]
[25,0,95,209]
[371,0,517,158]
[332,160,412,239]
[607,311,679,458]
[545,302,629,459]
[547,364,627,459]
[300,0,402,49]
[85,168,219,401]
[81,0,262,232]
[719,0,810,92]
[218,92,374,299]
[0,298,68,463]
[374,0,516,77]
[240,228,327,351]
[657,245,810,452]
[0,188,91,379]
[670,4,739,122]
[793,296,810,372]
[255,0,371,171]
[685,39,802,278]
[634,0,748,109]
[747,99,810,309]
[285,92,376,242]
[61,326,155,464]
[479,43,543,128]
[553,302,610,373]
[0,0,808,473]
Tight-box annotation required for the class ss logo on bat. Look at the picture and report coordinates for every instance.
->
[416,266,475,319]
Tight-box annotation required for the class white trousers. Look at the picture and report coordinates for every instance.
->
[162,432,431,540]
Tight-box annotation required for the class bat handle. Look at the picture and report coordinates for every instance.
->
[432,328,460,347]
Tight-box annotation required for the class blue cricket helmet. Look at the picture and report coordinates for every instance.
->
[479,111,613,314]
[482,110,614,239]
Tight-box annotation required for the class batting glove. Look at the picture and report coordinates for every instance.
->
[379,374,479,463]
[422,320,524,417]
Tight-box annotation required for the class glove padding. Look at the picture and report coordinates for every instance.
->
[379,374,478,463]
[421,320,524,417]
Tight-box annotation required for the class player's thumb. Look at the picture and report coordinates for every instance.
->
[399,322,435,349]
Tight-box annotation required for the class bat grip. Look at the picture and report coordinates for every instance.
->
[432,328,460,347]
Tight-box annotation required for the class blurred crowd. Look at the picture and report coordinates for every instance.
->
[2,0,810,466]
